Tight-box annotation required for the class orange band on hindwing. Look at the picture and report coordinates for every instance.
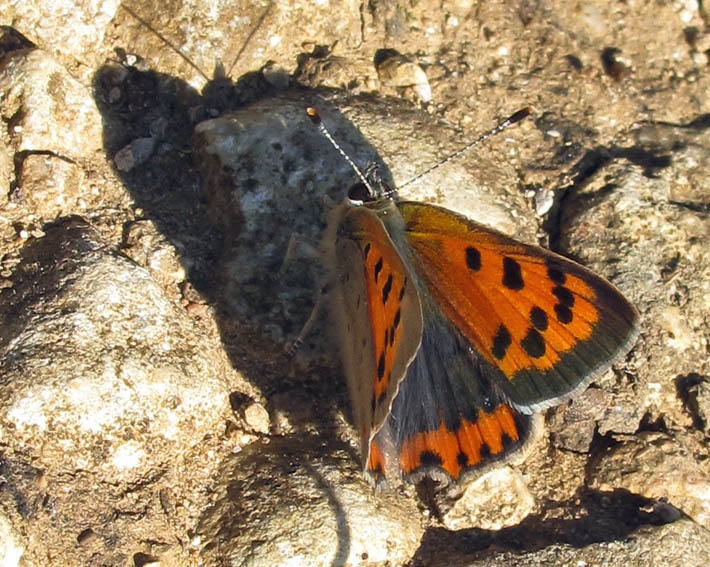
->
[399,404,521,480]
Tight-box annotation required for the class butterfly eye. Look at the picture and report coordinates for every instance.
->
[348,182,375,203]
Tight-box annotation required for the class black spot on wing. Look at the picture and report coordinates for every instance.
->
[466,247,481,271]
[370,459,383,476]
[377,390,387,408]
[374,257,383,282]
[492,324,512,360]
[546,260,566,285]
[502,257,524,290]
[382,274,393,304]
[553,285,574,307]
[530,306,548,331]
[399,276,407,301]
[555,303,573,324]
[552,285,575,324]
[377,352,385,381]
[501,430,515,445]
[420,451,443,467]
[521,328,546,358]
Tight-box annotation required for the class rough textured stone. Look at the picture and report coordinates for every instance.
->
[14,153,85,219]
[548,387,609,453]
[0,49,103,159]
[122,219,186,299]
[0,47,131,258]
[442,466,537,531]
[686,377,710,432]
[0,513,23,567]
[588,432,710,530]
[197,436,424,567]
[109,0,364,90]
[559,140,710,439]
[1,0,119,72]
[375,49,432,102]
[0,137,10,205]
[0,218,241,566]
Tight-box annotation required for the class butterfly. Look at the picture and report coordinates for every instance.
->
[306,106,639,486]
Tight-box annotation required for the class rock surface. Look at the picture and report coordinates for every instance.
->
[0,1,709,566]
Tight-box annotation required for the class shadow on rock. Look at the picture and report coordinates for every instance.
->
[91,61,395,407]
[412,488,675,564]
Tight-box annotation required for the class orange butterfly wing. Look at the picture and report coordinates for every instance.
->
[397,201,639,413]
[394,403,531,482]
[326,202,423,483]
[376,308,539,483]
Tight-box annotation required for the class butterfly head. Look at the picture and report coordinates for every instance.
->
[306,106,399,209]
[345,164,398,206]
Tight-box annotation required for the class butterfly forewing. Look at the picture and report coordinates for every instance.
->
[326,203,423,481]
[397,201,639,413]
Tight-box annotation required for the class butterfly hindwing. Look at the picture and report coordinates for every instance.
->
[376,300,539,483]
[397,201,639,413]
[325,202,423,482]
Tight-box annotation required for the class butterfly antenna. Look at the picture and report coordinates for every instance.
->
[120,5,210,82]
[305,107,375,195]
[226,0,274,77]
[122,2,273,82]
[399,107,533,190]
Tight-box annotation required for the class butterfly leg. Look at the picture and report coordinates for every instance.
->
[277,233,320,279]
[279,233,327,355]
[278,192,338,279]
[286,284,327,356]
